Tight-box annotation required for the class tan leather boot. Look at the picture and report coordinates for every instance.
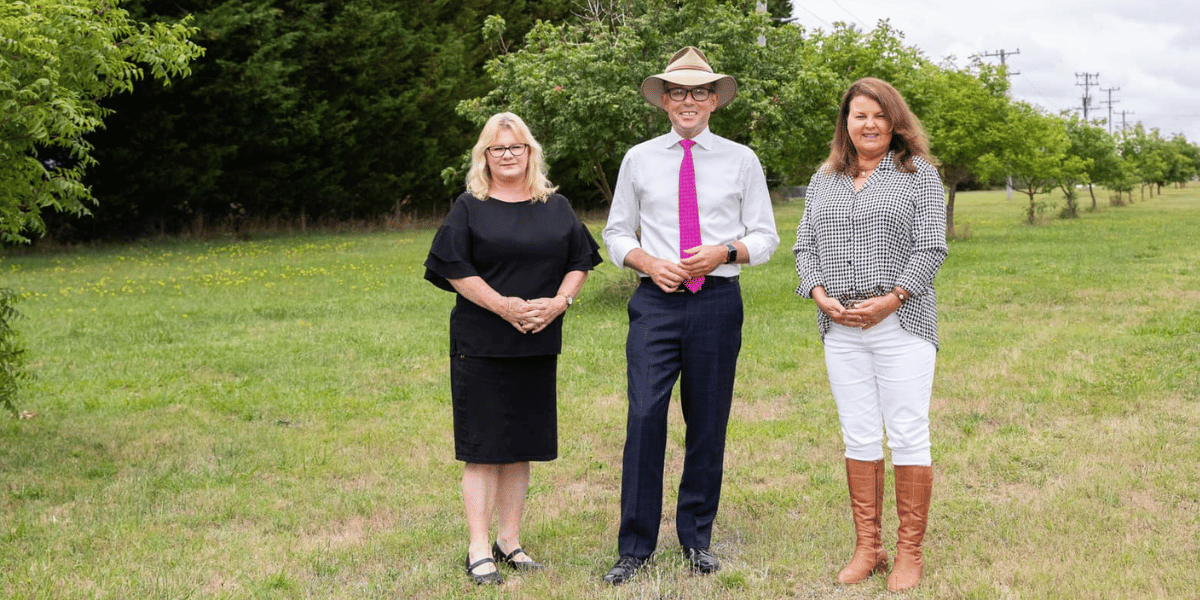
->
[888,464,933,592]
[836,458,889,584]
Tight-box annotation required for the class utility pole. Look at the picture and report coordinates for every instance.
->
[1117,110,1135,132]
[980,48,1021,76]
[1075,72,1100,120]
[1099,86,1120,133]
[757,1,767,46]
[980,48,1020,200]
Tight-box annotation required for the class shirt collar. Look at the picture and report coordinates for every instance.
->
[878,150,897,171]
[664,127,715,151]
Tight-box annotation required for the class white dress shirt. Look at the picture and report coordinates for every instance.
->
[603,128,779,278]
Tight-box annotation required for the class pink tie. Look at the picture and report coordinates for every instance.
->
[679,139,704,293]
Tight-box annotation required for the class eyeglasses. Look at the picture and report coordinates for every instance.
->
[486,143,529,158]
[665,87,713,102]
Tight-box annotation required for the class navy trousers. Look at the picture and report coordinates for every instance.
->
[617,278,743,559]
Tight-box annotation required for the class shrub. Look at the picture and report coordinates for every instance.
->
[0,288,32,416]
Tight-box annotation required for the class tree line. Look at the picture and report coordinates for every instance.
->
[3,0,1199,245]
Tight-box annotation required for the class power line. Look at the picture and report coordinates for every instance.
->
[793,3,832,29]
[828,0,869,29]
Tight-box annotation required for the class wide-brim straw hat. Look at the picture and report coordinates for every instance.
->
[641,46,737,110]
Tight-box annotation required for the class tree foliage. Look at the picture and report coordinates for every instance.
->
[9,0,1199,239]
[459,6,943,206]
[984,102,1072,224]
[72,0,573,240]
[921,60,1011,237]
[0,288,31,416]
[1063,115,1119,211]
[0,0,203,243]
[457,1,822,205]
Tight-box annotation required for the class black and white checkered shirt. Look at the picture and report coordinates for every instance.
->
[793,151,947,348]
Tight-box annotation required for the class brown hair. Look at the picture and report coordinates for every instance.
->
[824,77,938,177]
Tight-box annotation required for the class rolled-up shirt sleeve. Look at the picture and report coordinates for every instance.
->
[602,152,643,270]
[739,152,780,266]
[792,173,824,298]
[896,166,947,297]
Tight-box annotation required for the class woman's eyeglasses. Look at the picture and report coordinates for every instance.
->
[486,143,529,158]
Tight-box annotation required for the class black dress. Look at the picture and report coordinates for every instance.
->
[424,192,602,463]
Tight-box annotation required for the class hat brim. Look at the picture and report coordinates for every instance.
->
[641,72,737,110]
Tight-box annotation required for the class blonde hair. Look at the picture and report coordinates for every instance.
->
[465,112,557,202]
[825,78,938,177]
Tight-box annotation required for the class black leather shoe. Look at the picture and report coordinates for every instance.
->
[493,541,544,571]
[683,547,720,574]
[465,556,503,585]
[602,555,645,585]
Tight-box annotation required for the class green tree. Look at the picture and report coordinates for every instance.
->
[922,60,1011,237]
[802,19,931,98]
[0,0,203,243]
[1063,115,1121,211]
[459,0,855,205]
[1053,113,1097,219]
[1164,134,1200,188]
[1120,124,1167,201]
[76,0,573,240]
[985,102,1070,225]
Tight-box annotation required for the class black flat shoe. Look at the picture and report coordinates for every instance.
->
[683,547,720,574]
[602,555,646,585]
[464,556,503,585]
[492,541,544,571]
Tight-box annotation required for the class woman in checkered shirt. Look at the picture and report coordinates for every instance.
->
[793,77,947,593]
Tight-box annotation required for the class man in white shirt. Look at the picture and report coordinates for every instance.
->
[600,46,779,585]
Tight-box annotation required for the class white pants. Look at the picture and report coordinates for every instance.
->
[824,314,936,466]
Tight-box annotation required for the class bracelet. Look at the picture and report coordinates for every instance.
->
[891,288,908,304]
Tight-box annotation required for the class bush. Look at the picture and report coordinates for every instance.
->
[0,288,32,416]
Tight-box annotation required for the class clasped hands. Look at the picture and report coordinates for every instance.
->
[645,245,726,293]
[499,295,568,335]
[814,292,900,331]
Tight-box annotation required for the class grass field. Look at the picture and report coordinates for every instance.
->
[2,187,1198,599]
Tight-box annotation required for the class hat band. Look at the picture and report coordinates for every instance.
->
[668,65,713,74]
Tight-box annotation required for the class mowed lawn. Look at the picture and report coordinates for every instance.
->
[2,187,1197,599]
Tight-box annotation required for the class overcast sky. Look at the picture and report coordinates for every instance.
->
[787,0,1200,142]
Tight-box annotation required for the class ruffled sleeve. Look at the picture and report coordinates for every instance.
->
[423,194,477,293]
[562,196,603,273]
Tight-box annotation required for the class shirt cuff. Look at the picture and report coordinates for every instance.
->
[605,238,639,270]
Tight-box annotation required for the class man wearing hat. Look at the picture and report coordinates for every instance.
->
[600,46,779,585]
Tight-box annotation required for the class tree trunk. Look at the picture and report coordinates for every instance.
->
[1088,182,1097,211]
[945,184,957,239]
[592,158,614,205]
[939,167,967,239]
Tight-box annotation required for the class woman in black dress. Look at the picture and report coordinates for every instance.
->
[424,112,602,585]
